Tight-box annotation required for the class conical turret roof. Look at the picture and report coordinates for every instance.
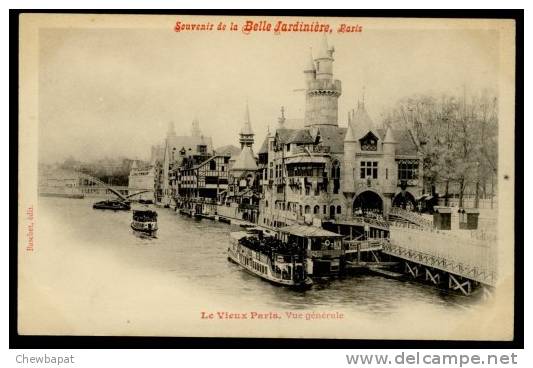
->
[383,126,396,143]
[305,48,315,71]
[344,123,356,142]
[345,102,381,142]
[317,33,332,59]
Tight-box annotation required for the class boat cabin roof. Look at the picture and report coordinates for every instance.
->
[279,225,343,238]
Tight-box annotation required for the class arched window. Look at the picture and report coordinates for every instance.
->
[314,205,320,214]
[305,205,311,214]
[337,205,342,214]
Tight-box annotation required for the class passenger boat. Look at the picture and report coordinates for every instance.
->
[131,209,158,236]
[228,229,313,289]
[93,199,131,211]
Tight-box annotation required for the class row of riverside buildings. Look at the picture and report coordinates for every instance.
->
[129,35,423,234]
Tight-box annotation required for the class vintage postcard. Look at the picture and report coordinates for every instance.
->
[17,13,517,341]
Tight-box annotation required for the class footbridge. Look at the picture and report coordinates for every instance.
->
[383,222,497,294]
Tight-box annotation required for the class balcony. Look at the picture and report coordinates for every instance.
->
[292,145,331,155]
[307,79,342,93]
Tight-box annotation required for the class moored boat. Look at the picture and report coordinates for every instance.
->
[93,199,131,211]
[131,209,158,236]
[228,229,313,289]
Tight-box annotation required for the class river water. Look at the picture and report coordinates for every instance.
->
[23,197,493,339]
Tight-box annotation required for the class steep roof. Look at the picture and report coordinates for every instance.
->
[316,126,347,153]
[231,146,258,171]
[275,128,314,145]
[257,137,269,155]
[215,144,241,157]
[394,129,419,155]
[345,103,381,142]
[167,135,213,156]
[376,128,419,156]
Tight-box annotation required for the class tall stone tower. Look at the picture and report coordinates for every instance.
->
[239,103,255,149]
[304,34,342,128]
[167,121,176,139]
[191,118,202,137]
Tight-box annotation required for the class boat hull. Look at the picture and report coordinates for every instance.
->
[93,201,130,211]
[227,246,312,290]
[131,224,157,236]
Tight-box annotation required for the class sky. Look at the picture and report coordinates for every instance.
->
[38,17,500,163]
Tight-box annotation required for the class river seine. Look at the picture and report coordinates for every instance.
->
[21,197,492,339]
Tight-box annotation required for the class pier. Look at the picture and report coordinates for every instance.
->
[384,222,497,294]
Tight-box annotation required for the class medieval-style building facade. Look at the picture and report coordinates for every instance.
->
[258,35,423,229]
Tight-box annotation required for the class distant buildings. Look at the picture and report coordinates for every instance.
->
[128,160,156,201]
[151,121,214,205]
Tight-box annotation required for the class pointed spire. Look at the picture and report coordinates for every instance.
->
[305,48,315,71]
[240,102,253,136]
[239,102,254,148]
[317,33,332,59]
[344,123,356,142]
[384,126,396,143]
[278,106,286,128]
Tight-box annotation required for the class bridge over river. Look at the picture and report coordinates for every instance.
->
[39,169,153,200]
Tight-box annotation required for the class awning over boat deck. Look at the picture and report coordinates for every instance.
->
[279,225,343,238]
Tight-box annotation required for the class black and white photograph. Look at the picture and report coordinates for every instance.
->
[16,12,518,343]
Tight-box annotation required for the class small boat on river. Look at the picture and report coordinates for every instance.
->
[93,199,131,211]
[131,209,158,236]
[228,229,313,289]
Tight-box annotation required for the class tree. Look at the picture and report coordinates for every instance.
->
[384,89,498,208]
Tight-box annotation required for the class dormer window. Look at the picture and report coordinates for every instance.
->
[197,145,207,154]
[360,132,378,151]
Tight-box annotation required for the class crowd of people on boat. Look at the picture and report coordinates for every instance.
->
[238,235,305,258]
[132,210,158,222]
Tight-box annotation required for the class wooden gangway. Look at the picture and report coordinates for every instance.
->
[383,223,497,287]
